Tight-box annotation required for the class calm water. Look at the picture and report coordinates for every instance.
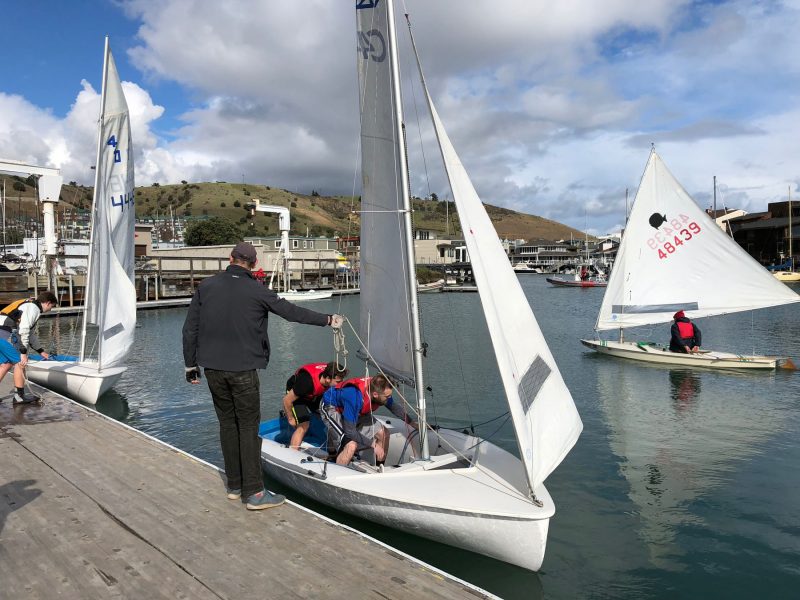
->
[38,277,800,599]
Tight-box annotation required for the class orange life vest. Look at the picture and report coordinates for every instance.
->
[676,320,695,340]
[339,376,381,416]
[296,362,328,399]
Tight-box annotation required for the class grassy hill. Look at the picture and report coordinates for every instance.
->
[0,175,586,242]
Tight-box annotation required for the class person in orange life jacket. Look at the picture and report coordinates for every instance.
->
[283,361,348,450]
[0,291,58,404]
[669,310,702,353]
[320,374,417,466]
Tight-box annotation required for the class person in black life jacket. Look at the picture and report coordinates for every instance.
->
[669,310,702,354]
[0,291,58,403]
[320,374,417,466]
[282,361,348,450]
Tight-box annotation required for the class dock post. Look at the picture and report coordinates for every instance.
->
[145,275,149,301]
[190,259,195,292]
[68,275,74,306]
[155,258,161,301]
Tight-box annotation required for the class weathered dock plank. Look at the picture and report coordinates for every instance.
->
[0,383,492,599]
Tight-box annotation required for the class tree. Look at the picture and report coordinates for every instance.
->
[184,216,242,246]
[12,181,25,192]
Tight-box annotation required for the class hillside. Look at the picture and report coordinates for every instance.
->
[0,175,586,242]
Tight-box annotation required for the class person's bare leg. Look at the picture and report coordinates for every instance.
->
[13,364,25,388]
[0,362,12,382]
[289,421,310,449]
[375,426,389,462]
[336,440,358,465]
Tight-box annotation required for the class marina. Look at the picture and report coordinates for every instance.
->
[27,279,800,599]
[3,3,800,599]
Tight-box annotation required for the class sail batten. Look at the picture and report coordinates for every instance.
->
[597,151,800,332]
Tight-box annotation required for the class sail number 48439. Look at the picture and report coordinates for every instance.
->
[646,214,702,260]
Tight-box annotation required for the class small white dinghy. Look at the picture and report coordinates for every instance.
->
[261,0,582,572]
[581,150,800,371]
[27,38,136,404]
[277,290,333,301]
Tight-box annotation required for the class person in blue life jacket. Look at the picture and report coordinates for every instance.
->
[669,310,702,354]
[320,374,417,466]
[282,361,347,450]
[0,291,58,404]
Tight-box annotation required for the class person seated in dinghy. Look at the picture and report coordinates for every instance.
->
[669,310,702,354]
[320,374,417,467]
[282,361,347,450]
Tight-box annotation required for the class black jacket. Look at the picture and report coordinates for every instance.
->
[669,317,702,353]
[182,265,329,371]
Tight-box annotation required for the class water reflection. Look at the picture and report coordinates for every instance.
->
[595,362,786,570]
[668,370,701,413]
[94,389,130,420]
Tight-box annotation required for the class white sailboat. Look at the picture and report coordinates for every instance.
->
[581,150,800,370]
[259,0,582,572]
[27,38,136,404]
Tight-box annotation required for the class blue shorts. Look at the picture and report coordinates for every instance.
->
[0,338,21,365]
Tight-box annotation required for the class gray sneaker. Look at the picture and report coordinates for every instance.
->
[245,490,285,510]
[13,390,40,404]
[226,488,241,500]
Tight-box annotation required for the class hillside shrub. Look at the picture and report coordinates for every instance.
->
[185,216,242,246]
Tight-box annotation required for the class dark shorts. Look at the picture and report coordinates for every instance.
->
[291,402,314,424]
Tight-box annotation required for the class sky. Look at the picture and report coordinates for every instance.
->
[2,0,800,236]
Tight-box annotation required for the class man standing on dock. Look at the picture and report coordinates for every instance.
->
[182,242,343,510]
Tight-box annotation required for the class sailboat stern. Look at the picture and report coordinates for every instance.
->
[25,361,126,404]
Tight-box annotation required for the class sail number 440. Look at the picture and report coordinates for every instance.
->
[646,214,702,260]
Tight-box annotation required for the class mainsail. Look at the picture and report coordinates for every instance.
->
[596,150,800,331]
[407,19,583,491]
[356,2,417,386]
[81,39,137,369]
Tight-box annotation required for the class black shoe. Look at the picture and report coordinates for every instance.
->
[13,390,40,404]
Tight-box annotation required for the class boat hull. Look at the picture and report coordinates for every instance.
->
[547,277,607,287]
[25,360,126,404]
[580,339,782,370]
[277,290,333,301]
[260,417,552,572]
[773,271,800,282]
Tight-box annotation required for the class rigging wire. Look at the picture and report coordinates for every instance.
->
[340,317,534,502]
[400,4,475,429]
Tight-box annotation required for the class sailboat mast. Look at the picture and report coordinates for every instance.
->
[789,186,793,270]
[387,0,430,459]
[80,36,111,365]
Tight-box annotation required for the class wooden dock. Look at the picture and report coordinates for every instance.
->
[0,381,493,599]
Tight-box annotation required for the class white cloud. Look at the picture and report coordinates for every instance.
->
[3,0,800,235]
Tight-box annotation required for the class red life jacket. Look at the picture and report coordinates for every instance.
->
[339,376,381,416]
[296,362,328,399]
[676,320,695,340]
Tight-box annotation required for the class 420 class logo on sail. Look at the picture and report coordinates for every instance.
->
[106,134,134,212]
[646,213,702,260]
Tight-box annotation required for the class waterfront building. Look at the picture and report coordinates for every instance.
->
[729,200,799,267]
